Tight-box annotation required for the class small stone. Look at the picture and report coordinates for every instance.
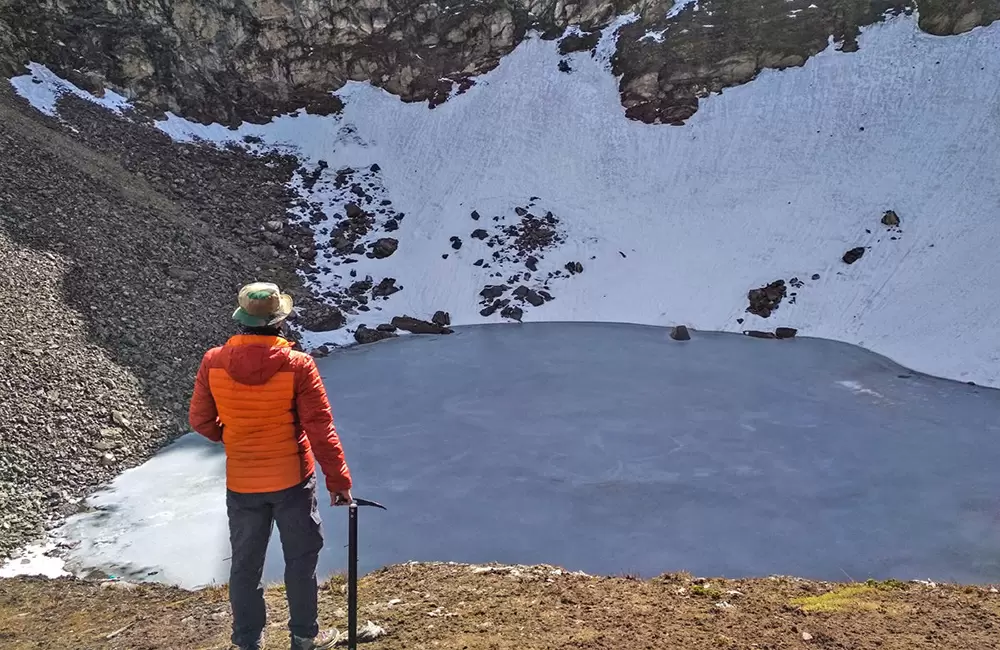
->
[471,210,481,220]
[670,325,691,341]
[432,311,451,327]
[345,203,364,219]
[811,273,820,280]
[565,261,583,275]
[471,229,488,240]
[802,632,814,642]
[744,330,777,339]
[99,452,116,466]
[842,247,865,265]
[558,59,572,73]
[474,259,484,266]
[111,411,131,429]
[383,219,399,232]
[451,237,463,250]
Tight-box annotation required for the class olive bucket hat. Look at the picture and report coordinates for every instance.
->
[233,282,294,327]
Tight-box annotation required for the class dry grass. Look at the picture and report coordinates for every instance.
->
[2,564,999,649]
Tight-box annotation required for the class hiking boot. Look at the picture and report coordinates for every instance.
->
[290,629,339,650]
[231,642,263,650]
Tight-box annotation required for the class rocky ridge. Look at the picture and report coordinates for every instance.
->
[0,0,995,127]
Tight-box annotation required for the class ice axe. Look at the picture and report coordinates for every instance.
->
[335,496,386,649]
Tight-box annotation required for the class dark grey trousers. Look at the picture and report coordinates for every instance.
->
[227,474,324,649]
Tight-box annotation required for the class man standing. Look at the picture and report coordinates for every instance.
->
[190,282,353,650]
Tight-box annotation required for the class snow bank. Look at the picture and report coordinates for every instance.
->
[9,15,1000,386]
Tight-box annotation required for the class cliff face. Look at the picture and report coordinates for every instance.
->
[0,0,997,125]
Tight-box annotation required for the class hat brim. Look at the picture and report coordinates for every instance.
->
[233,293,293,327]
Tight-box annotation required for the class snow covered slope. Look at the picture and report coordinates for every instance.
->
[11,13,1000,386]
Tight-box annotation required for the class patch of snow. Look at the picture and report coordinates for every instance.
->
[593,13,639,67]
[836,380,887,401]
[9,14,1000,388]
[0,543,69,579]
[9,62,131,117]
[667,0,699,19]
[640,29,667,43]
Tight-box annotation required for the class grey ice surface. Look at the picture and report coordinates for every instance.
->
[56,323,1000,588]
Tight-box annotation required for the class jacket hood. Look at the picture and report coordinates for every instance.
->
[218,335,294,386]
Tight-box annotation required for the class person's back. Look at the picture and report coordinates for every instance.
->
[189,282,352,650]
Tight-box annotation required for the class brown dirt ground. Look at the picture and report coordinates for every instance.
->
[2,564,999,649]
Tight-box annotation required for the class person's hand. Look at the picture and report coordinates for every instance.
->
[332,489,353,506]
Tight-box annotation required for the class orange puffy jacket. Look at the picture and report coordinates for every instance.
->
[188,334,352,495]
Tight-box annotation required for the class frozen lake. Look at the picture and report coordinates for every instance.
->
[52,323,1000,588]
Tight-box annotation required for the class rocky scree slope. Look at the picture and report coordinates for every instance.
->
[0,84,308,560]
[0,0,996,126]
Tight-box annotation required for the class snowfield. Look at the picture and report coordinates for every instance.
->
[10,13,1000,386]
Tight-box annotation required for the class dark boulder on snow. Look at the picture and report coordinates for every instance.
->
[670,325,691,341]
[775,327,798,339]
[432,310,451,327]
[565,261,584,275]
[391,315,452,334]
[345,202,365,219]
[372,277,400,298]
[450,236,463,250]
[349,278,373,295]
[299,302,345,332]
[744,330,777,339]
[354,325,396,344]
[372,237,398,259]
[480,284,508,300]
[501,305,524,321]
[747,279,786,318]
[842,247,865,264]
[881,210,901,227]
[471,229,489,240]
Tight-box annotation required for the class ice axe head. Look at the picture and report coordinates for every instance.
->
[334,494,387,510]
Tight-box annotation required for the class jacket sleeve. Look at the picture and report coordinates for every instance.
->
[294,355,353,493]
[189,352,223,443]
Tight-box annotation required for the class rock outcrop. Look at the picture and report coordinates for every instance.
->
[1,0,995,126]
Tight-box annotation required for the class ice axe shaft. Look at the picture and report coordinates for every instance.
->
[347,498,385,650]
